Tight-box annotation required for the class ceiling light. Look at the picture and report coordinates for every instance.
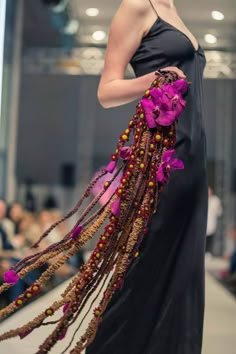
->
[86,8,99,17]
[211,10,224,21]
[92,30,106,41]
[204,34,217,44]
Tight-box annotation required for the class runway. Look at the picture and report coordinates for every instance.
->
[0,258,235,354]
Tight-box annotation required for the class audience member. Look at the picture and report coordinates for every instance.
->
[206,186,222,255]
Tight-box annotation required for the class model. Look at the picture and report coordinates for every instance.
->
[0,1,207,353]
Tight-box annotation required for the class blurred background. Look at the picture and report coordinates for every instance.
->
[0,1,236,353]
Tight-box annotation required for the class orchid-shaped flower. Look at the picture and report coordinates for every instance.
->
[172,79,188,95]
[161,83,187,118]
[156,150,184,183]
[141,80,188,128]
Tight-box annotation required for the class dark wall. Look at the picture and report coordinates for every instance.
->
[17,74,135,184]
[17,74,79,184]
[17,74,236,185]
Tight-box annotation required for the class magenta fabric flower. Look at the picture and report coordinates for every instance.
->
[156,150,184,183]
[141,81,188,128]
[3,270,19,284]
[111,197,121,216]
[105,160,117,173]
[119,146,132,160]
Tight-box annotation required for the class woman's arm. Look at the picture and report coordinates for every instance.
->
[98,0,185,108]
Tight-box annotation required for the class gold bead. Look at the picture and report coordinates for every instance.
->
[121,134,128,141]
[155,134,161,142]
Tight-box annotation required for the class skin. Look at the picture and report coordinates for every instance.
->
[98,0,198,108]
[0,200,20,258]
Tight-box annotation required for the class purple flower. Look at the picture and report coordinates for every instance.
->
[105,160,117,173]
[111,197,121,217]
[161,85,186,118]
[71,225,83,240]
[140,98,157,128]
[141,82,187,128]
[156,150,184,183]
[3,270,19,284]
[119,146,131,160]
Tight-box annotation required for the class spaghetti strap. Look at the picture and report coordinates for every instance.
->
[148,0,159,17]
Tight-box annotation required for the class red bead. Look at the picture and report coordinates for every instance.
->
[105,224,114,234]
[155,133,162,142]
[144,89,150,97]
[31,284,41,293]
[116,187,123,196]
[125,171,132,178]
[94,307,102,317]
[139,163,145,170]
[140,113,144,119]
[104,181,110,189]
[24,291,33,299]
[15,296,24,307]
[121,177,127,184]
[130,154,136,161]
[128,163,134,169]
[45,307,54,316]
[121,134,128,141]
[111,154,117,161]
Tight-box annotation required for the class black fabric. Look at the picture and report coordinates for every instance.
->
[206,234,214,254]
[86,14,207,354]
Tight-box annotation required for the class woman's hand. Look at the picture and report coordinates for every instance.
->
[160,66,186,79]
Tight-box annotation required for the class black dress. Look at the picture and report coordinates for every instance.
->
[86,10,208,354]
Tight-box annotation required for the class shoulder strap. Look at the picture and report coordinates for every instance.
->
[148,0,159,17]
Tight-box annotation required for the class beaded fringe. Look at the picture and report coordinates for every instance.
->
[0,71,187,353]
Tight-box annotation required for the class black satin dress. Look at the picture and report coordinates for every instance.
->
[87,15,208,354]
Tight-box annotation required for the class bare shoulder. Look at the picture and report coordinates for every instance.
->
[111,0,151,36]
[120,0,150,15]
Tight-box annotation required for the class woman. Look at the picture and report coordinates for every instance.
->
[0,0,207,353]
[86,0,207,353]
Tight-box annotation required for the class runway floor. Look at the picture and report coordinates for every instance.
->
[0,258,235,354]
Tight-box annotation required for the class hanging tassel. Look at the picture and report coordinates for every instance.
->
[0,71,189,353]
